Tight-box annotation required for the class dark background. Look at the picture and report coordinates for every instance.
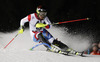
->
[0,0,100,43]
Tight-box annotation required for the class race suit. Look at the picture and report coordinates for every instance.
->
[20,13,54,43]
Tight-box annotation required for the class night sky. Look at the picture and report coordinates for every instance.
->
[0,0,100,42]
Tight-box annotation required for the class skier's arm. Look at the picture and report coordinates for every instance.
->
[44,17,52,29]
[20,15,31,26]
[19,15,31,34]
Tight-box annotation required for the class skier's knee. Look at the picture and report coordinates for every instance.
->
[38,33,51,46]
[38,33,42,38]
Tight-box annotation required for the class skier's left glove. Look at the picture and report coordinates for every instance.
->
[36,23,49,28]
[18,25,25,34]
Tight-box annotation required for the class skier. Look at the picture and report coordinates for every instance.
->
[18,5,83,56]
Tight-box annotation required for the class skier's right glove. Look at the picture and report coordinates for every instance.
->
[18,25,25,34]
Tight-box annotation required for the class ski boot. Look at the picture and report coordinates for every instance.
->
[47,45,69,55]
[47,45,60,53]
[52,39,84,56]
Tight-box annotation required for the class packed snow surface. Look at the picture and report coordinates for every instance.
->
[0,26,100,62]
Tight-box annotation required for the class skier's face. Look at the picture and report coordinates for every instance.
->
[39,12,47,19]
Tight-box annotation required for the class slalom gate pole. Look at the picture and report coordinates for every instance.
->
[30,43,51,50]
[52,18,89,25]
[4,33,19,49]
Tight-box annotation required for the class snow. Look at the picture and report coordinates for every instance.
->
[0,26,100,62]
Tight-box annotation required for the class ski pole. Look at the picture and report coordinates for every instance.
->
[4,33,19,49]
[36,18,89,28]
[51,18,89,25]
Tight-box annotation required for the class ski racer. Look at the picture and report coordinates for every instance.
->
[18,5,83,56]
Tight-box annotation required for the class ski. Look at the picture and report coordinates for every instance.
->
[30,43,86,57]
[46,46,86,57]
[46,48,70,56]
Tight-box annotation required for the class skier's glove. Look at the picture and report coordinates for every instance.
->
[36,23,48,28]
[18,26,25,34]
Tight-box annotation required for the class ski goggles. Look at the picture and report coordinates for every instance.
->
[39,12,47,17]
